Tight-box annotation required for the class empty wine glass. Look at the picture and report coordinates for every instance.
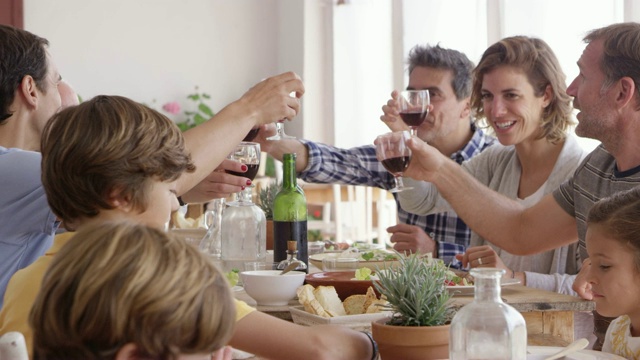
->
[398,90,430,136]
[376,130,413,193]
[225,142,261,204]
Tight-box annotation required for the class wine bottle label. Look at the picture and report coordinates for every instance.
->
[273,220,308,272]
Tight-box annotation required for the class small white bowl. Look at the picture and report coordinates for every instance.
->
[240,270,306,306]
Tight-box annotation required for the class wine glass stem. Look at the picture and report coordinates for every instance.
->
[394,176,405,190]
[276,122,285,136]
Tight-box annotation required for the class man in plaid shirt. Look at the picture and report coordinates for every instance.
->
[260,45,495,267]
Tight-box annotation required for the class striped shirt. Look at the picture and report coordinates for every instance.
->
[553,144,640,350]
[553,144,640,261]
[299,126,496,266]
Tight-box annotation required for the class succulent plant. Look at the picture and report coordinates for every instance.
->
[374,252,454,327]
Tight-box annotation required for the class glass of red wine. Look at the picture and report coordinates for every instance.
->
[398,90,429,136]
[225,142,261,205]
[375,130,413,193]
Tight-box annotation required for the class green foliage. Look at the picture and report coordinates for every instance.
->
[374,253,454,327]
[177,89,215,132]
[258,180,280,220]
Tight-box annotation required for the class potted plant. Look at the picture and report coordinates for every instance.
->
[257,180,279,250]
[372,253,454,360]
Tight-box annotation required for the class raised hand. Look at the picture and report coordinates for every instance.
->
[237,72,305,126]
[380,90,410,132]
[402,137,449,183]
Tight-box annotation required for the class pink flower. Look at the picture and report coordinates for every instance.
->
[162,101,181,115]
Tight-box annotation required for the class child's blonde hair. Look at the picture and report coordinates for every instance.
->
[29,222,235,359]
[587,187,640,272]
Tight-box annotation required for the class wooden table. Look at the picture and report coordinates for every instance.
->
[449,285,594,346]
[236,283,594,348]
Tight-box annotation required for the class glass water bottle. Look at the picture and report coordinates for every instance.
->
[273,153,308,272]
[199,198,225,261]
[220,187,266,273]
[449,268,527,360]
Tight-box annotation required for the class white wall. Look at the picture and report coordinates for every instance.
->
[25,0,283,125]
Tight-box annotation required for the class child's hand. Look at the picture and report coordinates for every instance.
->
[573,258,593,300]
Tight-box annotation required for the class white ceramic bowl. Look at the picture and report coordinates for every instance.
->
[240,270,306,306]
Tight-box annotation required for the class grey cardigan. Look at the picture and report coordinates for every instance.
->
[398,135,587,295]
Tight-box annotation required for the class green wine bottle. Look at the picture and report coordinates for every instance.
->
[272,153,308,272]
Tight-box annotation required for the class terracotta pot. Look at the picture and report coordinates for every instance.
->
[266,220,274,251]
[371,318,450,360]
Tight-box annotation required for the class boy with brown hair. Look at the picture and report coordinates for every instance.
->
[0,95,375,360]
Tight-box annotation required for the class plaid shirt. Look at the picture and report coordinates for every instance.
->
[299,125,496,267]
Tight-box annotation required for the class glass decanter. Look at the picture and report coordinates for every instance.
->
[449,268,527,360]
[220,187,266,273]
[199,198,225,261]
[276,240,308,272]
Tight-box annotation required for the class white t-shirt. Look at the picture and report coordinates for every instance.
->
[603,315,640,359]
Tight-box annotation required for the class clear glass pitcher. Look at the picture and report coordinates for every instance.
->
[199,198,225,259]
[449,268,527,360]
[220,187,266,273]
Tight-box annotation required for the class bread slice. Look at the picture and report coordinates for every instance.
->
[343,294,367,315]
[362,286,377,311]
[365,299,387,313]
[297,284,330,318]
[312,286,346,317]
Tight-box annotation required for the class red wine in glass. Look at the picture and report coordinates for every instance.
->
[243,127,260,142]
[381,156,411,176]
[398,90,430,136]
[376,130,413,193]
[399,111,427,128]
[226,163,260,181]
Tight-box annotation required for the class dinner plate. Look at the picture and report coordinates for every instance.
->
[447,278,521,295]
[308,252,400,271]
[527,346,625,359]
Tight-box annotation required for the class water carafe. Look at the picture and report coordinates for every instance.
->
[220,187,266,273]
[449,268,527,360]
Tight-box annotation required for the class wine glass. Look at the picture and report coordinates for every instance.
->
[225,142,261,204]
[267,91,297,140]
[266,120,295,140]
[375,130,413,193]
[398,90,430,136]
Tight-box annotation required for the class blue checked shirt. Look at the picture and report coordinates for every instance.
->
[299,125,496,267]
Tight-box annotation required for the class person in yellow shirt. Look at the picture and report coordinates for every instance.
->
[30,222,236,359]
[0,95,375,360]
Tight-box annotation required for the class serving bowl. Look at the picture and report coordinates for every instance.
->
[304,271,380,301]
[241,270,306,306]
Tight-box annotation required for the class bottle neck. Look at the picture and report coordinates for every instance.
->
[235,187,254,204]
[471,268,504,303]
[282,154,297,190]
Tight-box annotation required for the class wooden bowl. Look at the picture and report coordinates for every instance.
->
[305,271,380,301]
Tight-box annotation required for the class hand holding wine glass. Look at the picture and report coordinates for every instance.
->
[267,91,298,140]
[375,130,413,193]
[398,90,429,136]
[225,142,261,204]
